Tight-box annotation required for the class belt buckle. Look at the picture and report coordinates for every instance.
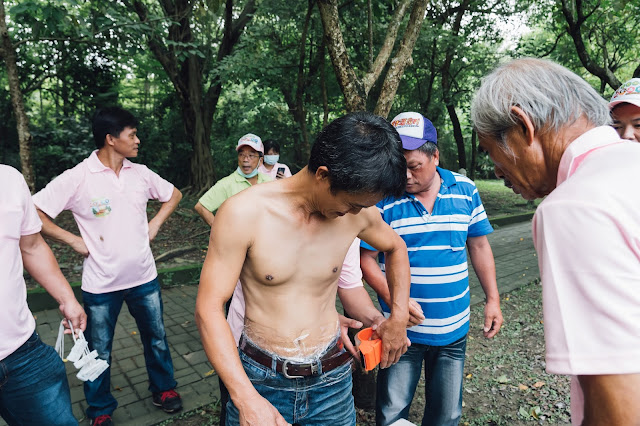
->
[282,360,304,379]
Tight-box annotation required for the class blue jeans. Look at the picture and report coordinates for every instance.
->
[0,331,77,425]
[376,335,467,426]
[82,278,177,419]
[226,345,356,425]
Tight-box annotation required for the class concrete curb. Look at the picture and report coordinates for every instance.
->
[27,264,204,312]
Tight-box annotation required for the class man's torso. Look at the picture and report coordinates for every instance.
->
[33,152,173,293]
[235,182,366,360]
[372,168,492,346]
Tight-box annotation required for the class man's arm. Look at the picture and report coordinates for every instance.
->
[360,248,424,326]
[467,235,502,338]
[578,374,640,425]
[194,202,215,227]
[195,199,288,426]
[37,209,89,257]
[20,232,86,331]
[338,286,384,328]
[358,208,411,368]
[148,187,182,241]
[336,287,384,358]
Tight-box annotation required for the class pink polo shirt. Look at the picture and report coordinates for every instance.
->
[258,162,292,180]
[532,126,640,424]
[33,151,174,294]
[227,238,364,344]
[0,166,40,360]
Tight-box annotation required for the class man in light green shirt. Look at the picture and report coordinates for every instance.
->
[194,133,271,226]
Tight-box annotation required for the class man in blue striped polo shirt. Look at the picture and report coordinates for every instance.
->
[361,112,503,426]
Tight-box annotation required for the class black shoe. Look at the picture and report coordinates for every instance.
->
[152,389,183,413]
[91,415,113,426]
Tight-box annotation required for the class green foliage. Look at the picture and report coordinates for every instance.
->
[1,0,637,190]
[30,116,93,189]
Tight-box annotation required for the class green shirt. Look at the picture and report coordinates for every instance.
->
[198,170,272,213]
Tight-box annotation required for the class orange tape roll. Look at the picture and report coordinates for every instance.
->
[355,328,382,371]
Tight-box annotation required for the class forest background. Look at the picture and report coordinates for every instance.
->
[0,0,638,195]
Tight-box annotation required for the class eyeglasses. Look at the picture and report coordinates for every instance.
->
[238,153,260,160]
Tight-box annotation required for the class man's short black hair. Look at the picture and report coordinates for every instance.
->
[263,139,280,154]
[92,107,139,149]
[308,111,406,198]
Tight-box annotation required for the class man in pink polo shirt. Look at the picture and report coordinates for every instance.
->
[33,107,183,426]
[472,58,640,425]
[1,165,86,425]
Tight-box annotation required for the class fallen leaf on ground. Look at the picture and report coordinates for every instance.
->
[131,331,137,335]
[519,406,530,418]
[466,373,472,379]
[205,369,216,377]
[531,406,541,419]
[518,384,528,390]
[533,381,545,388]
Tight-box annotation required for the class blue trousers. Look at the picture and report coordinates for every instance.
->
[226,344,355,425]
[0,331,77,425]
[376,335,467,426]
[82,278,177,419]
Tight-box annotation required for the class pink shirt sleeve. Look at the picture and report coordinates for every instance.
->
[32,168,80,219]
[20,181,42,236]
[338,238,363,289]
[139,165,174,202]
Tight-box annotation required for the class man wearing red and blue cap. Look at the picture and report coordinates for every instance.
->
[360,112,503,426]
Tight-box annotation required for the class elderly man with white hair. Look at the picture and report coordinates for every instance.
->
[471,58,640,425]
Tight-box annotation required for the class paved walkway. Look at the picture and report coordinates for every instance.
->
[19,220,537,426]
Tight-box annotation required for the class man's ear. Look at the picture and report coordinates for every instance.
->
[510,106,536,146]
[315,166,330,182]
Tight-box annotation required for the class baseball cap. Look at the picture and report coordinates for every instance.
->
[236,133,264,154]
[390,112,437,150]
[609,78,640,109]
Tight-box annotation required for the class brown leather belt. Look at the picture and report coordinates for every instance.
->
[239,335,353,379]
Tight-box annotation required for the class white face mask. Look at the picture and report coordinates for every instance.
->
[264,154,279,165]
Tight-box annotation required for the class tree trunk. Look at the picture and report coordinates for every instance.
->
[0,0,35,191]
[446,104,466,170]
[317,0,366,111]
[441,0,469,171]
[130,0,256,193]
[469,129,477,180]
[373,0,428,118]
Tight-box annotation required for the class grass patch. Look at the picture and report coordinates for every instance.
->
[475,180,541,218]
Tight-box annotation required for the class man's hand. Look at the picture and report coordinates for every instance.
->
[372,316,409,368]
[60,298,87,334]
[70,235,89,257]
[338,315,363,358]
[238,394,290,426]
[483,300,503,338]
[408,299,425,327]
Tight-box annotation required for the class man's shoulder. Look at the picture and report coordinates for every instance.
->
[0,164,22,182]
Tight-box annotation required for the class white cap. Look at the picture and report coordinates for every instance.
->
[609,78,640,109]
[236,133,264,154]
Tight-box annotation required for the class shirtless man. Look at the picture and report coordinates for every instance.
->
[196,111,411,425]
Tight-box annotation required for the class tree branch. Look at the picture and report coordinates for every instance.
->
[363,0,411,94]
[373,0,429,117]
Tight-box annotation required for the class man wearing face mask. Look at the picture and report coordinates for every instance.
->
[258,139,293,180]
[194,134,271,226]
